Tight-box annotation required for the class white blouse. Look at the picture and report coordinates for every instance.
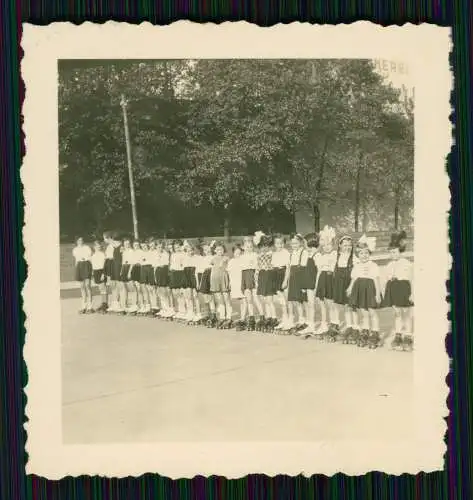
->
[105,244,114,260]
[156,250,170,267]
[351,260,380,280]
[72,245,92,264]
[289,248,309,267]
[315,250,337,272]
[169,252,184,271]
[90,250,105,270]
[272,248,291,268]
[196,255,213,272]
[121,249,135,265]
[240,251,258,270]
[384,258,413,281]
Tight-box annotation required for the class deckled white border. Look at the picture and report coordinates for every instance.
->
[21,21,451,478]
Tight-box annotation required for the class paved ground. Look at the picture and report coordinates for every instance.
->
[62,297,414,444]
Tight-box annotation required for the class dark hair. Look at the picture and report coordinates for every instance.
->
[273,233,286,244]
[232,244,243,254]
[389,230,408,253]
[214,242,226,253]
[304,233,319,249]
[290,233,304,243]
[335,236,354,271]
[356,242,371,255]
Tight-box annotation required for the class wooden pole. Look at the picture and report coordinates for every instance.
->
[120,95,139,239]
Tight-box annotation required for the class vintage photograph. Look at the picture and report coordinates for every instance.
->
[22,22,450,477]
[59,58,416,443]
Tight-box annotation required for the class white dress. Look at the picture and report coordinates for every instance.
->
[227,257,244,299]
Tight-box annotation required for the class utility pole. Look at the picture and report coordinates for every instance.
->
[120,94,139,239]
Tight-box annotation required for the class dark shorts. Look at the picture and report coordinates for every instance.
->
[155,266,169,287]
[93,269,105,285]
[241,269,256,292]
[75,261,92,282]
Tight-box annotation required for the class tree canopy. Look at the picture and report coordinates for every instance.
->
[58,59,414,240]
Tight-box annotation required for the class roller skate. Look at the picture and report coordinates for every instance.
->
[206,313,218,328]
[391,333,403,351]
[97,302,108,314]
[247,316,256,332]
[221,318,233,330]
[235,319,247,331]
[357,329,370,347]
[349,328,361,345]
[368,331,381,349]
[339,327,351,344]
[300,324,315,340]
[327,323,339,343]
[312,323,328,340]
[402,334,414,352]
[255,317,266,333]
[267,318,278,333]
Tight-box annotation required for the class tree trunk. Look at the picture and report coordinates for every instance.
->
[354,150,364,233]
[223,206,231,241]
[394,186,400,230]
[313,137,330,232]
[354,165,361,233]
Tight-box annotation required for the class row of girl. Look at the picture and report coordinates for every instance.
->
[72,227,414,349]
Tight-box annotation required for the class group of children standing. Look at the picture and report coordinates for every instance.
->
[72,227,414,351]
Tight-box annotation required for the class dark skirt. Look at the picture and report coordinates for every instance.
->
[93,269,105,285]
[315,271,334,300]
[257,269,275,296]
[140,264,155,285]
[120,264,131,282]
[332,267,352,305]
[199,268,211,294]
[382,279,413,308]
[130,264,141,282]
[349,277,378,310]
[75,261,92,281]
[241,269,256,292]
[304,258,318,290]
[169,269,185,289]
[104,258,113,278]
[273,267,286,293]
[183,266,197,289]
[287,265,307,303]
[155,265,169,287]
[111,259,122,281]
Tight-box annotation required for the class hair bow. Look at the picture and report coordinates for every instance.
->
[253,231,265,246]
[358,234,376,252]
[319,225,336,244]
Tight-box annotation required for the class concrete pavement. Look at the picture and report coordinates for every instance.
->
[61,297,413,444]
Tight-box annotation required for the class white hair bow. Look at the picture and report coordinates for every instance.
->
[253,231,265,246]
[358,234,376,252]
[319,225,336,244]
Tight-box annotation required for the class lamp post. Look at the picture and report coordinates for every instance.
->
[120,94,139,239]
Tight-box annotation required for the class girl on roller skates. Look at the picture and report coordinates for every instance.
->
[155,240,172,318]
[299,233,319,338]
[228,244,245,330]
[383,231,414,351]
[90,240,107,312]
[272,234,291,332]
[282,234,308,334]
[199,241,217,327]
[240,236,259,332]
[119,237,135,314]
[313,226,337,338]
[346,235,382,348]
[254,232,277,332]
[72,236,93,313]
[332,236,356,343]
[209,242,232,328]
